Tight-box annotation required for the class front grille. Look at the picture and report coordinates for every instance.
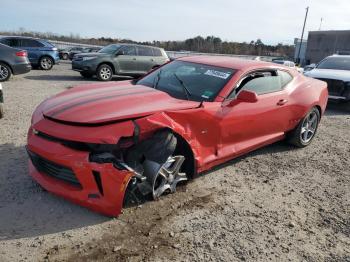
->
[36,131,91,151]
[28,150,81,187]
[316,78,345,96]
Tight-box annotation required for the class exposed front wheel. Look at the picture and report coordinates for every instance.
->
[96,64,113,81]
[288,107,320,147]
[39,56,54,70]
[0,63,11,82]
[143,155,187,200]
[62,53,68,60]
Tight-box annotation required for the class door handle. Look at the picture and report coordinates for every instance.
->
[133,58,137,61]
[277,99,288,106]
[150,59,154,61]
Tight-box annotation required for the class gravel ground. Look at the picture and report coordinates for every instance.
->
[0,63,349,262]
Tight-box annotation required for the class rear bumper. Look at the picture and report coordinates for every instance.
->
[12,63,31,75]
[27,128,133,217]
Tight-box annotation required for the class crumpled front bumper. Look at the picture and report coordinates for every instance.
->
[27,129,134,217]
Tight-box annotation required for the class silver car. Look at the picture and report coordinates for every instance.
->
[304,55,350,101]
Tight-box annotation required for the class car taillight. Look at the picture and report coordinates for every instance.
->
[16,51,27,57]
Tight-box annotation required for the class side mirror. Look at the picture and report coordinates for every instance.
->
[115,50,123,56]
[236,90,258,103]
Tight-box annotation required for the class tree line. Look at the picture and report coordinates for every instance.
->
[0,29,294,58]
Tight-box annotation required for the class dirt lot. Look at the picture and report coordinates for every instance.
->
[0,62,349,262]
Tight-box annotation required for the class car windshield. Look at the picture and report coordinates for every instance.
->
[137,61,235,102]
[317,56,350,71]
[98,44,121,54]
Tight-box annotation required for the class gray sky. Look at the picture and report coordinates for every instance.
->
[2,0,350,44]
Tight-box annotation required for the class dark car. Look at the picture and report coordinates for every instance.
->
[72,44,169,81]
[59,46,84,60]
[304,55,350,102]
[68,47,101,60]
[0,43,31,82]
[0,36,59,70]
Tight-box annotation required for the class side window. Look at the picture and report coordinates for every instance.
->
[242,73,282,95]
[278,70,293,87]
[229,71,284,98]
[137,46,154,56]
[3,38,20,47]
[0,38,10,45]
[21,39,44,47]
[153,48,162,57]
[119,46,136,56]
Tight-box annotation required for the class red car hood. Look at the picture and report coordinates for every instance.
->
[41,81,199,124]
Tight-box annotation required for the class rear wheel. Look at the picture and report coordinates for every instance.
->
[96,64,113,81]
[39,56,54,70]
[0,63,11,82]
[288,107,320,147]
[62,53,68,60]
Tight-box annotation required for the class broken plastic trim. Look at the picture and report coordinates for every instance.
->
[89,152,146,181]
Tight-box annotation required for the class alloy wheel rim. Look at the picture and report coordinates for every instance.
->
[0,65,9,80]
[41,58,52,69]
[300,111,318,143]
[100,67,111,80]
[152,156,187,199]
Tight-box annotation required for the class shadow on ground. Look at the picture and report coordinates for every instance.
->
[0,143,108,240]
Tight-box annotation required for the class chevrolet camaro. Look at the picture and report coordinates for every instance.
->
[27,56,328,216]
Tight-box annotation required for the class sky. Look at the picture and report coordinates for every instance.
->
[1,0,350,45]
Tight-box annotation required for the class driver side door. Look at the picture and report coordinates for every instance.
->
[114,46,138,74]
[217,70,294,159]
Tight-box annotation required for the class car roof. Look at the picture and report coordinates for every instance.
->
[177,55,281,71]
[113,43,163,49]
[0,35,42,41]
[329,54,350,58]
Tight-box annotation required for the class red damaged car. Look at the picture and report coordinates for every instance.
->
[27,56,328,216]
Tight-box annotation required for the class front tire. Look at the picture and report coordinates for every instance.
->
[0,63,11,82]
[62,53,68,60]
[288,107,320,147]
[39,56,54,70]
[144,155,187,200]
[96,64,113,81]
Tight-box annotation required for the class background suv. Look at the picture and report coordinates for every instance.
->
[0,43,31,82]
[0,36,59,70]
[72,44,169,81]
[304,55,350,102]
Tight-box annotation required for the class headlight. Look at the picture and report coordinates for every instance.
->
[82,56,97,61]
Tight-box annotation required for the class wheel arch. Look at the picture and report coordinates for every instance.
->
[0,60,13,73]
[39,54,54,62]
[97,62,116,74]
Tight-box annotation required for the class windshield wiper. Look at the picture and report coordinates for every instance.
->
[173,73,192,100]
[153,69,162,89]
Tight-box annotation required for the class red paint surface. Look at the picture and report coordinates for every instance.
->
[27,56,328,216]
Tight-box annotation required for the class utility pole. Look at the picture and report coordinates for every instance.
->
[297,6,309,65]
[319,18,323,30]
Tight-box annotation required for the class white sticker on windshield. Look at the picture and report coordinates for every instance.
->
[204,70,231,79]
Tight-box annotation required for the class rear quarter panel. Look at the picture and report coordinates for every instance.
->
[288,74,328,123]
